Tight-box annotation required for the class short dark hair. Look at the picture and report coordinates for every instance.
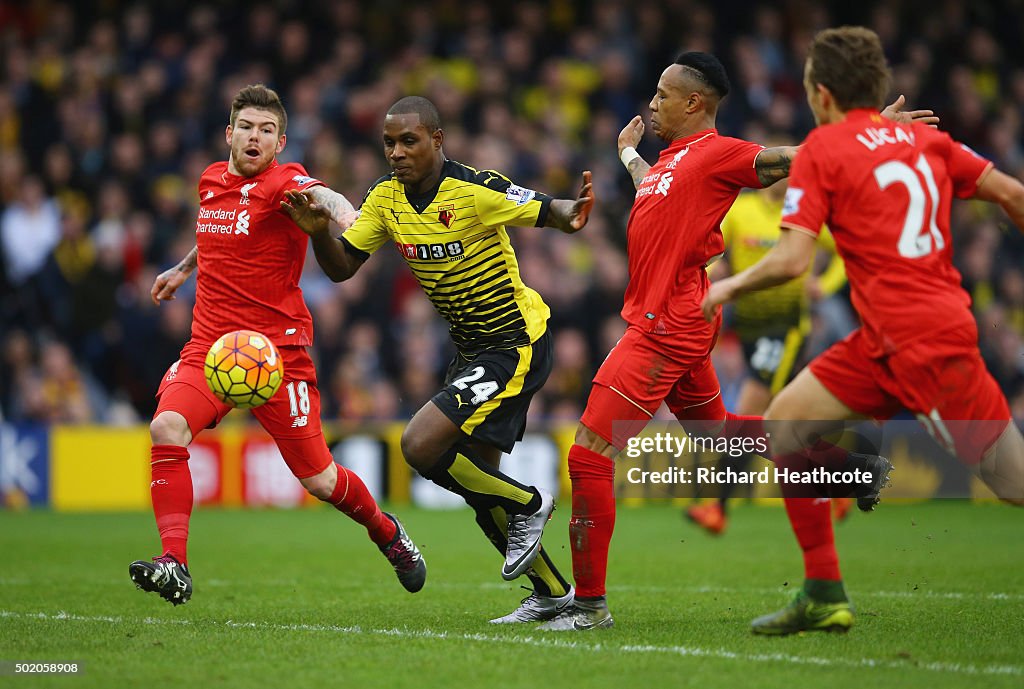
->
[230,84,288,135]
[674,52,730,99]
[387,96,441,133]
[807,26,891,111]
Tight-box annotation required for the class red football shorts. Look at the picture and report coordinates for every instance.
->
[155,344,332,479]
[581,325,727,449]
[810,325,1010,464]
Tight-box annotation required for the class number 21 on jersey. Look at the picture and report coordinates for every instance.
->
[874,154,944,259]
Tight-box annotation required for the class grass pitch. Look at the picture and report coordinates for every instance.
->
[1,501,1020,688]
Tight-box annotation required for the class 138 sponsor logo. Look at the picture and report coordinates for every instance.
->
[397,240,465,261]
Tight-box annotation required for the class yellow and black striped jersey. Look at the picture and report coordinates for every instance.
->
[342,159,552,354]
[722,192,845,337]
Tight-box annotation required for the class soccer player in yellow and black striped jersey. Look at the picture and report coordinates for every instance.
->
[686,177,850,535]
[283,96,594,623]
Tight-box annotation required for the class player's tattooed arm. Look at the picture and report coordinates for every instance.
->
[618,115,651,189]
[282,189,365,281]
[150,245,197,305]
[546,170,594,234]
[176,245,198,273]
[624,156,651,189]
[304,186,359,236]
[754,146,800,187]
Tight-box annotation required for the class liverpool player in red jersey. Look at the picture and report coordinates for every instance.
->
[541,52,925,632]
[129,85,425,605]
[704,27,1024,634]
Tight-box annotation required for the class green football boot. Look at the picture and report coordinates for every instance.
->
[751,590,854,635]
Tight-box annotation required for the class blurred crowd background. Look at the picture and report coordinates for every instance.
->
[1,0,1023,430]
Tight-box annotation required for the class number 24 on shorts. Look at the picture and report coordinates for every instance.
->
[452,366,499,405]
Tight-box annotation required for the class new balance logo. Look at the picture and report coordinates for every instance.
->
[291,416,308,428]
[240,182,258,205]
[235,209,250,235]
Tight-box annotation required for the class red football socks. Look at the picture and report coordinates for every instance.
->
[720,413,842,581]
[150,444,193,566]
[567,444,617,599]
[783,495,841,580]
[328,464,396,546]
[724,412,767,444]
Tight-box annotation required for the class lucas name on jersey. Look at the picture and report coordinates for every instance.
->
[855,125,916,152]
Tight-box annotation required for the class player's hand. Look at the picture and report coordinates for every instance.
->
[701,278,738,322]
[151,267,189,306]
[282,189,331,236]
[566,170,594,233]
[617,115,645,153]
[881,95,940,128]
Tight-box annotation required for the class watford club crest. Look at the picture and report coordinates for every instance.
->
[438,204,456,228]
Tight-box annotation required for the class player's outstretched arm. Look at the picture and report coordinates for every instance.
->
[881,94,940,127]
[304,186,360,233]
[151,245,197,305]
[974,168,1024,230]
[701,229,818,322]
[282,189,365,282]
[546,170,594,234]
[754,146,800,187]
[618,115,650,188]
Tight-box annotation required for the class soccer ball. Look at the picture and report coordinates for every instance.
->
[204,330,284,409]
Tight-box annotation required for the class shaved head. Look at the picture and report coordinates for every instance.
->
[676,52,729,98]
[387,96,441,133]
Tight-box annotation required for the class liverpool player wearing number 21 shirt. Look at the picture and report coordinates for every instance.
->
[542,51,929,632]
[129,85,425,606]
[704,27,1024,635]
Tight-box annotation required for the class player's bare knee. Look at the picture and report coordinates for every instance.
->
[300,466,336,501]
[979,461,1024,506]
[978,424,1024,505]
[574,423,615,455]
[400,430,439,473]
[149,412,190,447]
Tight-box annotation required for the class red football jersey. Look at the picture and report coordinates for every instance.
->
[781,109,992,357]
[184,160,323,359]
[622,129,763,337]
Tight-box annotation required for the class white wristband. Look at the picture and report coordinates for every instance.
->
[619,146,640,167]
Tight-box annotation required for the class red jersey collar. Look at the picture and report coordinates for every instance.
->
[843,108,886,123]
